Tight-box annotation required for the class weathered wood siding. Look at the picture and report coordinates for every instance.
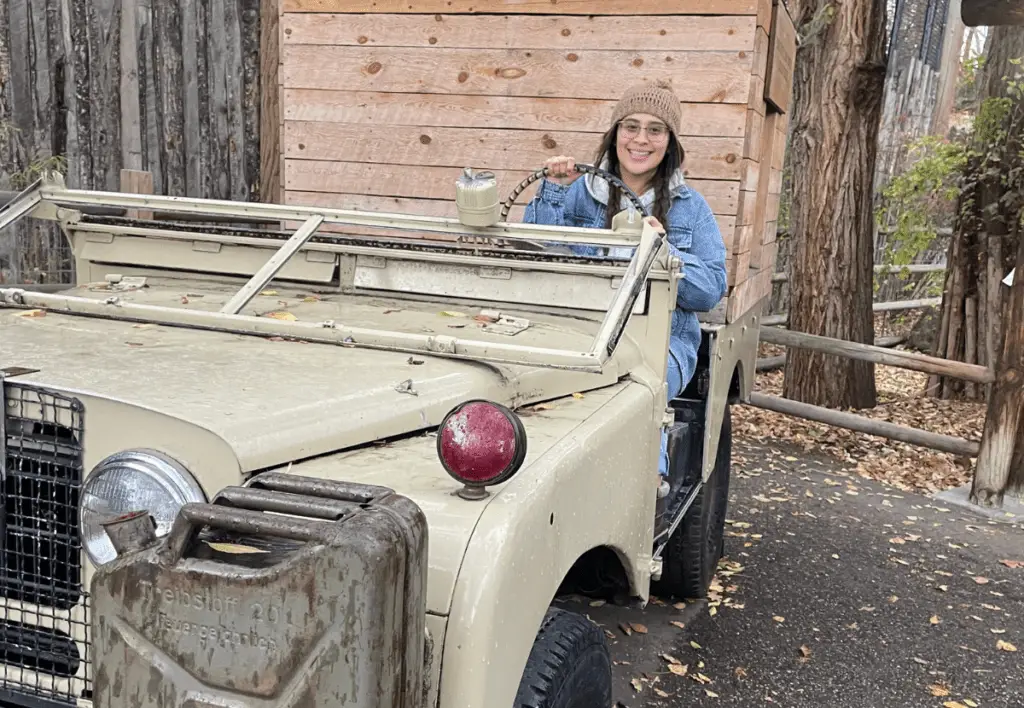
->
[0,0,263,284]
[279,0,797,323]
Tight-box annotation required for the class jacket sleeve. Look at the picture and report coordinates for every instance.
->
[666,198,728,313]
[523,179,580,227]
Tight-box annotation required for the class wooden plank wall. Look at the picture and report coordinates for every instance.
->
[275,0,796,322]
[0,0,263,284]
[278,2,753,234]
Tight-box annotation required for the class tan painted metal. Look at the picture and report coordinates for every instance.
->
[0,171,755,708]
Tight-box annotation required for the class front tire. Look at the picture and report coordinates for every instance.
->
[654,405,732,599]
[513,607,613,708]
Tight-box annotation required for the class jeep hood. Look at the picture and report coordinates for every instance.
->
[1,283,637,471]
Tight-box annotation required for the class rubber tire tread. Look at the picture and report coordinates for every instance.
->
[654,405,732,600]
[513,607,613,708]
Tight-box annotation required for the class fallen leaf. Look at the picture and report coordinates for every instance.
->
[938,585,949,592]
[930,615,941,625]
[670,621,687,630]
[996,639,1017,652]
[690,640,702,650]
[15,309,46,318]
[265,311,297,321]
[572,392,585,399]
[999,559,1023,569]
[928,684,951,697]
[944,702,968,708]
[654,687,670,698]
[630,623,648,634]
[991,628,1006,634]
[974,576,990,585]
[965,700,979,707]
[673,602,687,610]
[260,289,278,296]
[619,623,632,636]
[630,677,643,692]
[735,667,748,678]
[589,600,606,607]
[439,310,465,317]
[799,645,812,657]
[773,616,785,623]
[705,689,719,698]
[662,653,681,665]
[668,664,688,676]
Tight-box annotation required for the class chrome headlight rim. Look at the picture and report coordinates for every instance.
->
[80,448,207,565]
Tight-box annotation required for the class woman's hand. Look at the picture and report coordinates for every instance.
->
[645,216,666,233]
[544,156,582,186]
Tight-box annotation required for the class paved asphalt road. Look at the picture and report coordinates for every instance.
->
[557,438,1024,707]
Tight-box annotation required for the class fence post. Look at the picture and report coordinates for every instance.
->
[971,244,1024,507]
[119,169,154,221]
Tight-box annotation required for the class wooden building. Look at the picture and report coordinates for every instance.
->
[267,0,797,324]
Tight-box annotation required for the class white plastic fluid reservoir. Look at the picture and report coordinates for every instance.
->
[455,168,500,228]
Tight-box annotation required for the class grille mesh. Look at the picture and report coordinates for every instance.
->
[1,380,91,705]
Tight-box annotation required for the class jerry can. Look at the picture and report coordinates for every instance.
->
[90,473,428,708]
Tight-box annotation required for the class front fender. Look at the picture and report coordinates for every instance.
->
[437,382,659,708]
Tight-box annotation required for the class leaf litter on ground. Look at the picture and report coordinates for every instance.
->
[735,323,983,495]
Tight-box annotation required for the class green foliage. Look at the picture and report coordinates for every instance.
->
[876,56,1024,297]
[875,135,966,290]
[963,54,986,86]
[0,121,67,190]
[959,58,1024,236]
[8,155,67,190]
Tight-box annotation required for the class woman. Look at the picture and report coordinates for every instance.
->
[523,79,728,495]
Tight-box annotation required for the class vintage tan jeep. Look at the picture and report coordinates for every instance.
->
[0,170,758,707]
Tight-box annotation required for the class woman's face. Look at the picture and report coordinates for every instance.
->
[615,112,670,182]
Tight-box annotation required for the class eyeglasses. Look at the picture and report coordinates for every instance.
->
[618,120,669,142]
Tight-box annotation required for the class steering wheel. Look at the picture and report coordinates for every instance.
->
[499,163,650,222]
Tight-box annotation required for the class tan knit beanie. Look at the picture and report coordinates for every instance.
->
[610,79,682,134]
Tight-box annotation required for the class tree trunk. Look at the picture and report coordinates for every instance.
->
[782,0,889,410]
[930,27,1024,401]
[972,230,1024,505]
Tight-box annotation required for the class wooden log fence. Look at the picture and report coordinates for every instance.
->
[745,323,992,469]
[770,262,947,283]
[747,391,980,457]
[756,334,906,372]
[757,326,994,384]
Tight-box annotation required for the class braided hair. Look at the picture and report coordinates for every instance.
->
[593,124,685,230]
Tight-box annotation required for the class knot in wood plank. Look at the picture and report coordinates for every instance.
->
[496,67,526,79]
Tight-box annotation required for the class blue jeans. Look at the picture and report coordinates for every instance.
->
[659,353,685,477]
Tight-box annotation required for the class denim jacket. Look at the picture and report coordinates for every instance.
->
[522,170,728,395]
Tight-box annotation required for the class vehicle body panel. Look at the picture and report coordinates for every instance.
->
[1,277,640,473]
[257,382,636,617]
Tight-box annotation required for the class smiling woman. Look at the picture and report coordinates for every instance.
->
[523,79,729,493]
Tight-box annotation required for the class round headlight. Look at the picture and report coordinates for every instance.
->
[80,449,206,565]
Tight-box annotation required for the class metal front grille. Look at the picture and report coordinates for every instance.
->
[1,380,91,705]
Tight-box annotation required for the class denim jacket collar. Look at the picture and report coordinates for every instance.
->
[583,157,690,211]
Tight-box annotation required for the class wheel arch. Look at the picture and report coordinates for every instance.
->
[434,382,659,708]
